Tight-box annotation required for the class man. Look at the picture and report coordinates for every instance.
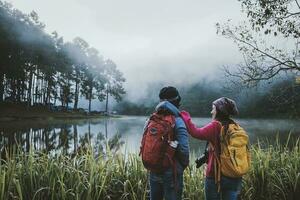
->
[146,86,190,200]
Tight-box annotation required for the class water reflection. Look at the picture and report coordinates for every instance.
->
[0,120,125,156]
[0,116,299,156]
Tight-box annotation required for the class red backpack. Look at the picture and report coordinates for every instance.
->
[139,112,176,173]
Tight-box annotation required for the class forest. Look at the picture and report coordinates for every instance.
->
[115,76,300,118]
[0,1,125,113]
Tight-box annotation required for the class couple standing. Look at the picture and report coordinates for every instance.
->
[140,86,250,200]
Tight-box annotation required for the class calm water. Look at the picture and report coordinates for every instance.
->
[0,116,300,155]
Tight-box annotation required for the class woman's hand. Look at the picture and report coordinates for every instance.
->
[180,110,192,132]
[180,110,191,122]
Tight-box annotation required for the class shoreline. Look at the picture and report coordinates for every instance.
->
[0,102,120,124]
[0,113,110,122]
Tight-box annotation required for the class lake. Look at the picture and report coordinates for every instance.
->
[0,116,300,156]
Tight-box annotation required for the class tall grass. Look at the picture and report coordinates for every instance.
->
[0,139,299,200]
[241,136,300,200]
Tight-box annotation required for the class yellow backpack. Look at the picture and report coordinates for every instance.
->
[219,122,251,178]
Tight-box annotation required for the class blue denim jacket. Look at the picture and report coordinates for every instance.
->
[147,101,189,200]
[154,101,190,169]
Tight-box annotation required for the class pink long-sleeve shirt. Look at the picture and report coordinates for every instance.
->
[180,111,222,177]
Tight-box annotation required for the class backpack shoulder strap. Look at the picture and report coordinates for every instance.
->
[163,114,176,125]
[162,115,176,141]
[209,141,221,192]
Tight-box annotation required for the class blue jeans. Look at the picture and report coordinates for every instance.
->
[149,168,183,200]
[205,176,242,200]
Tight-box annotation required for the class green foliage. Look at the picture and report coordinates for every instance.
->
[116,100,155,116]
[239,0,300,38]
[180,82,222,116]
[241,136,300,200]
[0,139,299,200]
[238,77,300,118]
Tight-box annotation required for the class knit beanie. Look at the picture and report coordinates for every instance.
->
[213,97,238,116]
[159,86,181,107]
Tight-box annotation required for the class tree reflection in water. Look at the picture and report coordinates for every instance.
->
[0,120,124,157]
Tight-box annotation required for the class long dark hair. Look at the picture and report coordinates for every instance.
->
[215,107,235,134]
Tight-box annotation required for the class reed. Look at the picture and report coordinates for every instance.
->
[0,138,299,200]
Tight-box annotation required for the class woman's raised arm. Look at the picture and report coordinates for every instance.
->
[180,111,221,142]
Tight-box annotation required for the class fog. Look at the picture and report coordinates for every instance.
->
[9,0,246,101]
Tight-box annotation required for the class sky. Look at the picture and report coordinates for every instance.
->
[8,0,245,100]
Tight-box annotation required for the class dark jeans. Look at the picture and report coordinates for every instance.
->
[205,176,242,200]
[149,168,183,200]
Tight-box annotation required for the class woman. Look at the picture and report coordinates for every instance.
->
[180,97,242,200]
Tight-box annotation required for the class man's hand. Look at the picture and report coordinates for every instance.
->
[169,140,178,148]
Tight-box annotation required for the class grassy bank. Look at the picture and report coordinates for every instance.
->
[0,102,111,122]
[0,139,299,200]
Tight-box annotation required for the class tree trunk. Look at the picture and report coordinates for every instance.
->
[21,80,26,102]
[39,78,42,103]
[61,86,64,107]
[66,79,70,109]
[31,72,35,105]
[43,78,46,105]
[88,85,93,113]
[46,79,51,105]
[26,70,32,107]
[105,89,109,113]
[73,80,79,109]
[16,79,21,102]
[0,72,4,102]
[54,92,57,106]
[11,79,16,102]
[88,98,91,113]
[35,85,38,104]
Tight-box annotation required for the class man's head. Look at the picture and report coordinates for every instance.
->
[159,86,181,108]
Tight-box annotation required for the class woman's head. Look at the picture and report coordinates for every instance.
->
[211,97,238,120]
